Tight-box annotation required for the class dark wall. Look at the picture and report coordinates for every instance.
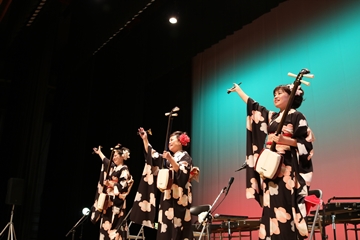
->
[0,27,192,240]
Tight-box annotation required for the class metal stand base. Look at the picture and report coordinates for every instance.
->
[0,205,17,240]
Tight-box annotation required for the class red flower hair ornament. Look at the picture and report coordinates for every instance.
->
[179,133,190,146]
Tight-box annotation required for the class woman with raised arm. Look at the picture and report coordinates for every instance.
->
[228,83,315,240]
[131,127,197,240]
[90,145,134,240]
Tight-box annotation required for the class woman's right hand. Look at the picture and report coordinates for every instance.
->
[138,127,148,140]
[229,83,249,103]
[227,83,241,93]
[138,127,150,153]
[93,146,102,155]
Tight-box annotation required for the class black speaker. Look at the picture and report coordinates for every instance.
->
[5,178,24,206]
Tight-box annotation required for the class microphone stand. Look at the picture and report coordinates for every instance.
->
[198,187,227,240]
[65,213,89,240]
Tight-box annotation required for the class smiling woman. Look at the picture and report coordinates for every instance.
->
[227,82,315,239]
[90,145,134,240]
[273,84,304,111]
[129,127,198,240]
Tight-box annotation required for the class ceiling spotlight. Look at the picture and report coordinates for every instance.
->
[169,16,177,24]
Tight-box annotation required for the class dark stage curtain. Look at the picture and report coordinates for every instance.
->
[0,43,192,240]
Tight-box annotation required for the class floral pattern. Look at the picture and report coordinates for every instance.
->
[130,146,194,240]
[245,98,314,239]
[121,149,130,160]
[287,84,303,96]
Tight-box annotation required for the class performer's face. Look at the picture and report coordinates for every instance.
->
[168,135,182,153]
[274,89,290,111]
[113,151,123,165]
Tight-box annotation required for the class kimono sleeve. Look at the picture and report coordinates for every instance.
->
[90,157,111,224]
[129,145,158,228]
[173,152,192,189]
[292,111,314,185]
[245,98,271,206]
[147,144,164,168]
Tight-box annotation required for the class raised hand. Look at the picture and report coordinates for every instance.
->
[227,82,241,93]
[93,145,102,155]
[138,127,148,140]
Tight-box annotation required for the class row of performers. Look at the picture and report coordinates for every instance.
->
[89,82,315,240]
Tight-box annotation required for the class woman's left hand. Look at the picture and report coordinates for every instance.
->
[272,134,283,143]
[104,180,114,188]
[272,133,297,147]
[163,150,179,172]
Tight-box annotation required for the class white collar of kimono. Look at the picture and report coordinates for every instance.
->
[114,164,124,171]
[174,151,185,161]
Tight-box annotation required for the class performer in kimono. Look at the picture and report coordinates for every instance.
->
[130,127,197,240]
[228,83,315,240]
[90,145,134,240]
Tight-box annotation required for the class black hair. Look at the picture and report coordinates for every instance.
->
[273,84,304,109]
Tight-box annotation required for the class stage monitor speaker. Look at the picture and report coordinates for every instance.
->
[5,178,24,206]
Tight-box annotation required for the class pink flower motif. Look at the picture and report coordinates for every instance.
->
[246,187,255,199]
[270,218,280,235]
[252,110,264,124]
[259,224,266,239]
[274,207,291,223]
[179,133,190,146]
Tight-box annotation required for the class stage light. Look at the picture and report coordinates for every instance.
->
[82,207,90,216]
[169,16,178,24]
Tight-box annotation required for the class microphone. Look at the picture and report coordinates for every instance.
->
[227,82,242,94]
[225,177,234,196]
[235,161,247,172]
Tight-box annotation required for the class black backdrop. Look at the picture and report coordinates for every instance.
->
[0,37,192,239]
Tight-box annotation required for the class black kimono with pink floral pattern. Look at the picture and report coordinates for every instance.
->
[130,145,194,240]
[245,98,315,240]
